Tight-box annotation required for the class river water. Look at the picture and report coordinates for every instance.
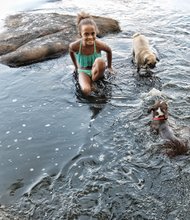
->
[0,0,190,219]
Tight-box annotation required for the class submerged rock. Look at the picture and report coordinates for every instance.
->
[0,12,121,67]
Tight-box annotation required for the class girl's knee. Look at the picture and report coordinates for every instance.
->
[81,86,91,96]
[94,58,106,68]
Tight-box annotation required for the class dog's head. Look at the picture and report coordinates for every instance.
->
[132,32,141,39]
[144,54,159,69]
[148,100,168,120]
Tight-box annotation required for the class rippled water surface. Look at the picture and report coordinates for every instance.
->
[0,0,190,219]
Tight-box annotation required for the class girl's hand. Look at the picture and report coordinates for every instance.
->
[107,67,116,74]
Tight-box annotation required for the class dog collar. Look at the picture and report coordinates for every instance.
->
[153,116,166,121]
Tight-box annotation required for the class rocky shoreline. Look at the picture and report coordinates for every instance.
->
[0,12,121,67]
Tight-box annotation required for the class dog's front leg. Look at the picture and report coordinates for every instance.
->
[132,51,135,64]
[137,65,141,73]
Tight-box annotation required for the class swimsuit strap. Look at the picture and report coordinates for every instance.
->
[94,41,96,53]
[79,41,82,54]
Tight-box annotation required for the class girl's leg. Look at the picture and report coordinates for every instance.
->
[78,72,92,96]
[91,58,106,82]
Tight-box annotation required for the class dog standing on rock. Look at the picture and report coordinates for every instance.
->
[132,33,159,73]
[148,100,188,157]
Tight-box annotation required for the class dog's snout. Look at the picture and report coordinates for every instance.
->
[155,107,164,117]
[148,63,156,69]
[155,111,159,116]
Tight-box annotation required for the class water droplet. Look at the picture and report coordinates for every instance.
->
[99,154,105,161]
[79,175,84,180]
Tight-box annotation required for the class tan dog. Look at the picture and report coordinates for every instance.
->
[132,33,159,73]
[148,100,188,157]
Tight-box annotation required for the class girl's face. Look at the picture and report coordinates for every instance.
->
[80,24,96,46]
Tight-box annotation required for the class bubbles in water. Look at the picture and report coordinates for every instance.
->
[79,175,84,180]
[99,154,105,161]
[12,99,17,103]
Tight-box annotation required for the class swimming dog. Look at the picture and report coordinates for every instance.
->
[148,100,188,157]
[132,33,159,73]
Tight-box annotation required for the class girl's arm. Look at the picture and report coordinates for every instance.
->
[106,46,112,69]
[69,43,78,71]
[98,40,114,73]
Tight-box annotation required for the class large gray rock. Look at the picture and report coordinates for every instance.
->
[0,12,121,67]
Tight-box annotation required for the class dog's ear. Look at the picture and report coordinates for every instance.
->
[148,101,159,114]
[161,102,168,119]
[144,57,148,65]
[147,106,154,114]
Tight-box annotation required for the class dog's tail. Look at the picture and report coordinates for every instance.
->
[164,138,188,157]
[132,32,141,38]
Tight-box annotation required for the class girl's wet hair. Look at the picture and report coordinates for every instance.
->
[77,11,99,35]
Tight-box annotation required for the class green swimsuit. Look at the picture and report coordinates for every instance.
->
[75,41,102,77]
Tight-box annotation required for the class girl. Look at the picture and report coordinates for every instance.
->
[69,12,114,96]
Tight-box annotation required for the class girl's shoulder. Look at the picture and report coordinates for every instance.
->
[95,39,111,51]
[69,40,81,52]
[95,39,105,47]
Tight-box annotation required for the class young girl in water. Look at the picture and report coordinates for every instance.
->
[69,12,114,96]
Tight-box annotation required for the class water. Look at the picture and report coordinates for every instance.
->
[0,0,190,219]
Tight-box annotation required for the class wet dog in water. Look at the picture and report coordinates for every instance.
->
[132,33,159,73]
[148,100,188,157]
